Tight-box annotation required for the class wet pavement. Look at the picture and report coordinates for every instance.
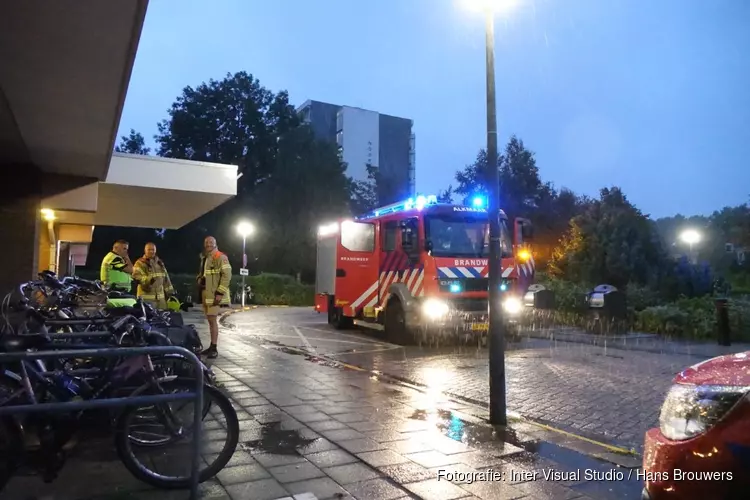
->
[222,307,749,455]
[1,308,664,499]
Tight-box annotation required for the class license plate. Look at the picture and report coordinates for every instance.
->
[470,323,489,331]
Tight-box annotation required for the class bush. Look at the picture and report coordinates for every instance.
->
[536,276,589,313]
[74,270,314,307]
[624,284,663,311]
[237,273,314,306]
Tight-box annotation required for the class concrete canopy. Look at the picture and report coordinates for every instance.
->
[0,0,148,180]
[0,0,238,288]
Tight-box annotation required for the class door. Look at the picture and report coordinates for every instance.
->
[378,220,398,308]
[395,217,424,297]
[337,221,379,317]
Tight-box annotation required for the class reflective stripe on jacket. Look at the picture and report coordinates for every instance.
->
[100,252,132,290]
[133,256,174,302]
[198,250,232,305]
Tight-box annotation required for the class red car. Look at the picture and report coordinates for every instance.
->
[642,351,750,500]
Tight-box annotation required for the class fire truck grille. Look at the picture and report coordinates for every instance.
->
[449,298,488,313]
[438,278,488,292]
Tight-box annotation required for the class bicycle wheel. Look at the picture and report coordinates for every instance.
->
[114,378,239,489]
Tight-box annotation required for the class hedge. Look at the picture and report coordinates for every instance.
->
[535,276,750,341]
[73,269,314,307]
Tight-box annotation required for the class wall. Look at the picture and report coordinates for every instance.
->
[339,106,380,182]
[303,101,340,143]
[378,114,414,204]
[0,166,41,294]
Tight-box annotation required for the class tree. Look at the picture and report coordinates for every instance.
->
[347,163,409,214]
[455,136,546,218]
[155,71,300,196]
[104,71,353,278]
[454,137,590,266]
[437,185,454,203]
[253,126,351,278]
[115,129,150,154]
[549,187,667,288]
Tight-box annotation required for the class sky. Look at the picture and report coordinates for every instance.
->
[118,0,750,219]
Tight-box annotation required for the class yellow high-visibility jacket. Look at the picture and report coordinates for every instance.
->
[133,256,174,304]
[198,250,232,306]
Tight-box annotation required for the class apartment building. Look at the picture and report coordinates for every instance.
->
[297,100,415,206]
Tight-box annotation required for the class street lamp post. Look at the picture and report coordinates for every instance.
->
[236,222,254,308]
[481,2,507,426]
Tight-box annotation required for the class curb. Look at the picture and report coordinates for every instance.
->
[218,307,641,468]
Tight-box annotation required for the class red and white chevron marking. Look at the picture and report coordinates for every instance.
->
[516,255,536,277]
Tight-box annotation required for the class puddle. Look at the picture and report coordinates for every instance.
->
[407,408,538,452]
[241,421,317,455]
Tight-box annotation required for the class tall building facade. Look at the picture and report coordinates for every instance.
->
[297,100,415,206]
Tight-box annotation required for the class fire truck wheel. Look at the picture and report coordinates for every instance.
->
[330,307,353,330]
[384,299,415,345]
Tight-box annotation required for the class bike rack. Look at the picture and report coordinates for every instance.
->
[0,345,205,499]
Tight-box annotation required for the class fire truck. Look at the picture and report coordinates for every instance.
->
[314,194,535,344]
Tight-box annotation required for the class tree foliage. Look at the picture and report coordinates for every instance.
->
[115,129,150,154]
[548,187,667,288]
[454,136,590,265]
[155,71,300,195]
[95,71,352,280]
[437,185,454,203]
[349,165,381,215]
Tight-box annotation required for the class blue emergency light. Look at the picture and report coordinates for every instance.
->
[472,196,486,208]
[449,283,462,293]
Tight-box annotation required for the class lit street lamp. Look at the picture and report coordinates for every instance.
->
[464,0,519,426]
[680,229,701,264]
[237,221,255,308]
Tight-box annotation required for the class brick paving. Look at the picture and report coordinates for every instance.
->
[222,307,749,454]
[0,310,646,500]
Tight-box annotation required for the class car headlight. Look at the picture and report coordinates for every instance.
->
[422,299,449,319]
[659,384,749,441]
[502,297,522,315]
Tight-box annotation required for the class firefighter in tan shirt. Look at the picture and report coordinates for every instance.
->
[196,236,232,359]
[132,242,174,310]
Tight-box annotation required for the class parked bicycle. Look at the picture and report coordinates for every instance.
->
[0,277,239,493]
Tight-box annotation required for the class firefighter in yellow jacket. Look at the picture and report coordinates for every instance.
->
[197,236,231,359]
[132,242,174,309]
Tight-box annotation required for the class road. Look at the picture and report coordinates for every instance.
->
[220,307,710,453]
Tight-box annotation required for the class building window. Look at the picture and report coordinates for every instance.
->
[336,131,344,146]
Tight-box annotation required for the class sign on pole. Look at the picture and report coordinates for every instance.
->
[239,268,249,276]
[242,253,248,268]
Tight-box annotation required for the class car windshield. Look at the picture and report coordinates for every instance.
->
[425,215,512,258]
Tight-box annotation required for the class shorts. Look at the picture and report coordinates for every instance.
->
[202,290,221,317]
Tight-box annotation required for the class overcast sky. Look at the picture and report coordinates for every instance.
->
[118,0,750,218]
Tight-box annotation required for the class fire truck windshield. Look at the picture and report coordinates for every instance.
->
[425,215,512,258]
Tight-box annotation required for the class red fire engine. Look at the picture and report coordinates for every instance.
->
[314,194,534,343]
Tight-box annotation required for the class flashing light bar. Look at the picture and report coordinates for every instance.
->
[472,196,486,208]
[357,194,439,220]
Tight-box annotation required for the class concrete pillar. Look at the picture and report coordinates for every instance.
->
[0,166,42,295]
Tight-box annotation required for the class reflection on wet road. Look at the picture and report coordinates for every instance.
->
[225,307,701,453]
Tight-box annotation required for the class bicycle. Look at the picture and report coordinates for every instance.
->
[0,313,239,491]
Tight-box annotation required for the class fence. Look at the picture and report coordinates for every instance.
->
[0,345,205,499]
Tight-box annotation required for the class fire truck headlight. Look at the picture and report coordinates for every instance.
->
[422,299,449,319]
[502,297,522,315]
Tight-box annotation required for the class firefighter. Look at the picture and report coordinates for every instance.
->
[197,236,232,359]
[100,239,134,292]
[132,242,174,309]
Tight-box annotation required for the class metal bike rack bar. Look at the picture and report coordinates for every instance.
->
[0,345,205,499]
